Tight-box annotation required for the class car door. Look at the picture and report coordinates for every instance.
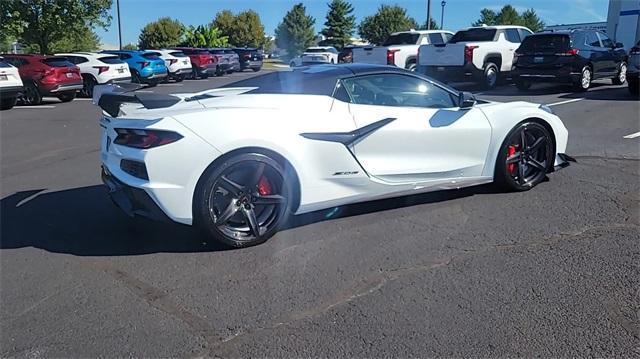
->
[596,31,620,74]
[341,73,492,184]
[584,31,607,75]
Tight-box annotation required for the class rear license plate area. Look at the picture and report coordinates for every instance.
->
[534,56,544,63]
[66,73,73,78]
[0,75,6,81]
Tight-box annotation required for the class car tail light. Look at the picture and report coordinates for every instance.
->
[464,45,478,63]
[630,46,640,55]
[93,66,109,74]
[114,129,182,149]
[138,61,150,68]
[556,48,579,56]
[244,54,251,60]
[387,49,399,65]
[169,59,177,65]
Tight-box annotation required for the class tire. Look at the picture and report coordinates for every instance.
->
[81,75,96,98]
[215,68,224,77]
[628,78,639,96]
[515,79,531,91]
[573,66,592,92]
[494,121,554,192]
[174,74,185,82]
[252,67,261,72]
[131,71,142,84]
[482,62,499,90]
[406,62,417,72]
[194,153,293,248]
[200,72,209,79]
[612,62,627,85]
[57,91,76,102]
[0,96,17,110]
[146,79,158,87]
[22,82,42,106]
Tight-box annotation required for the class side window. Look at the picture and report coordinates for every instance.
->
[333,81,351,103]
[585,32,601,47]
[419,35,430,45]
[341,74,456,109]
[120,53,131,60]
[505,29,521,43]
[518,29,532,41]
[443,33,453,43]
[75,56,88,64]
[428,33,445,45]
[597,32,613,48]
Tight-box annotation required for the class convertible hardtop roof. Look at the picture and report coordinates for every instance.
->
[221,64,409,96]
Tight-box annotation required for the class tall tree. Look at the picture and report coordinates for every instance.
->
[138,17,184,49]
[6,0,112,54]
[275,3,316,58]
[232,10,266,47]
[321,0,356,50]
[496,5,521,25]
[183,25,229,48]
[358,5,418,45]
[212,10,236,38]
[472,8,497,26]
[420,17,440,31]
[520,9,545,32]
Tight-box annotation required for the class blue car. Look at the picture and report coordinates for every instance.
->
[101,50,167,86]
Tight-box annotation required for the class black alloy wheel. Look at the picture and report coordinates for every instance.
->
[22,82,42,105]
[57,91,76,103]
[495,122,553,191]
[131,71,142,84]
[196,153,291,248]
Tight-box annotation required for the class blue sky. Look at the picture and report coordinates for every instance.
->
[96,0,609,46]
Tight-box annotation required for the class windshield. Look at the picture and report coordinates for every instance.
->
[450,28,497,43]
[519,35,570,53]
[383,33,420,46]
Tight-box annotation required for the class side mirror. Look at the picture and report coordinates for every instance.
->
[458,91,476,109]
[615,42,624,49]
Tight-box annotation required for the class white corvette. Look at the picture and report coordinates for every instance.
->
[95,64,573,247]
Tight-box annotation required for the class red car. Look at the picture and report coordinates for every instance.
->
[171,48,218,79]
[2,54,83,105]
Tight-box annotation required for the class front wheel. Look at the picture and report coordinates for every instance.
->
[195,153,293,248]
[612,62,627,85]
[494,122,554,192]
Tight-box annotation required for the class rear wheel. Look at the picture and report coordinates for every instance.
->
[495,122,553,192]
[483,62,499,90]
[406,62,417,72]
[0,96,17,110]
[174,74,185,82]
[146,79,159,87]
[252,67,261,72]
[57,91,76,102]
[81,75,96,97]
[612,62,627,85]
[22,82,42,106]
[131,71,142,84]
[515,79,531,91]
[573,66,592,92]
[628,78,639,96]
[195,153,292,248]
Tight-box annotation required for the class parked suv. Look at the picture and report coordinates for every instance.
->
[233,48,262,72]
[2,54,82,105]
[153,49,192,82]
[172,47,218,79]
[512,30,628,91]
[208,48,237,75]
[419,25,533,89]
[101,50,167,86]
[56,52,131,97]
[626,41,639,95]
[0,56,23,110]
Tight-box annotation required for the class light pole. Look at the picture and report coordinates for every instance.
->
[441,1,446,29]
[116,0,123,50]
[426,0,432,30]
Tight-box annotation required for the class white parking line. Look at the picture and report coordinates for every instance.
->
[546,98,584,107]
[74,98,92,101]
[160,83,184,86]
[135,90,154,93]
[15,105,56,109]
[623,131,640,139]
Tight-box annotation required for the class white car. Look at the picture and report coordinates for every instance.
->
[153,49,192,82]
[297,46,339,65]
[0,57,23,110]
[419,25,533,89]
[56,52,131,97]
[95,64,572,248]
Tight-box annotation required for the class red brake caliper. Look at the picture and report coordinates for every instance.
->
[257,176,272,196]
[507,145,517,174]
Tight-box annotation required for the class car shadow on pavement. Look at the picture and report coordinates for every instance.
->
[559,85,638,101]
[0,183,501,256]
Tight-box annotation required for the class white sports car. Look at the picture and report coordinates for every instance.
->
[95,64,573,247]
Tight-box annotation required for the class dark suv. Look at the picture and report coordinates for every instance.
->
[2,54,82,105]
[232,48,262,72]
[512,30,627,91]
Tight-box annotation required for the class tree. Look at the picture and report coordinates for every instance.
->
[420,17,440,31]
[520,9,545,32]
[123,43,138,50]
[212,10,236,38]
[358,5,418,45]
[232,10,266,47]
[321,0,356,50]
[6,0,112,54]
[183,25,229,48]
[496,5,520,25]
[138,17,184,49]
[275,3,316,58]
[472,8,497,26]
[50,26,101,52]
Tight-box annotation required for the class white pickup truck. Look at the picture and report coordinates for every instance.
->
[418,25,532,89]
[352,30,453,71]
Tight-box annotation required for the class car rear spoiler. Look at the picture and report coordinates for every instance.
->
[92,83,182,117]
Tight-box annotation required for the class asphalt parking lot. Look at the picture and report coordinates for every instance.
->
[1,69,638,357]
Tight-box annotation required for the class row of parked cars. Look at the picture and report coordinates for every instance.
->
[0,47,264,109]
[297,25,638,95]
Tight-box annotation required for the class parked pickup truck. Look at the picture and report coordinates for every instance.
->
[352,30,453,71]
[418,25,533,89]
